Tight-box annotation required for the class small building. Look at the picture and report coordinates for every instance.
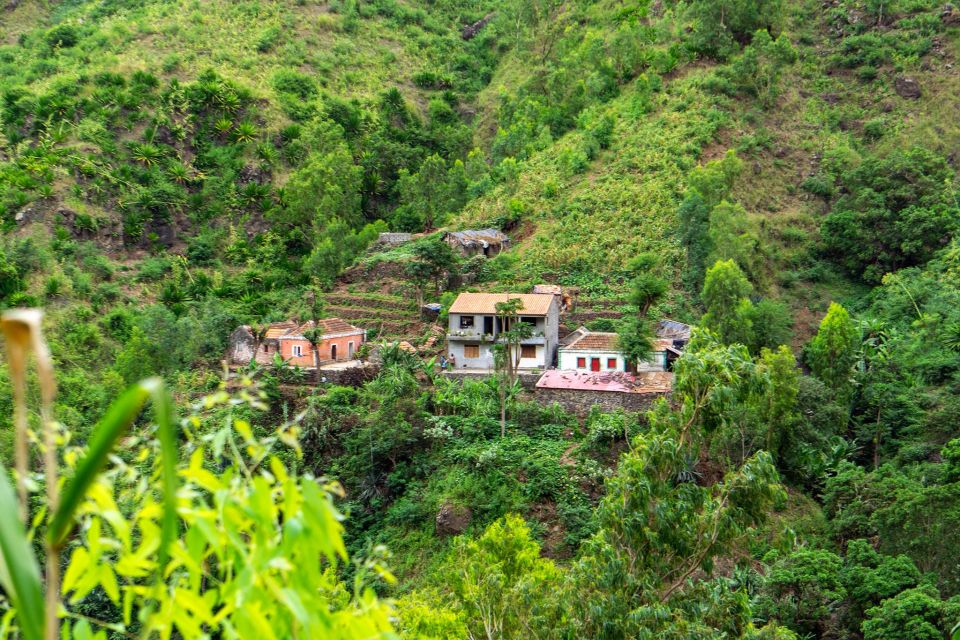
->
[558,327,670,373]
[230,318,365,368]
[535,370,673,417]
[532,284,572,311]
[446,292,559,370]
[656,319,692,369]
[442,229,510,258]
[278,318,367,368]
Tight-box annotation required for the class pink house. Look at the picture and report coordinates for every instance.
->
[248,318,365,368]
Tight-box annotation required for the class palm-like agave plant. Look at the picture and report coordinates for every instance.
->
[945,322,960,352]
[166,160,189,184]
[233,120,259,143]
[130,142,163,167]
[214,117,234,135]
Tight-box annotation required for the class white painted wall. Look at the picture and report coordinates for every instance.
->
[558,349,666,372]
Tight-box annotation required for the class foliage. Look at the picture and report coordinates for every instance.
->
[701,259,754,347]
[820,148,960,284]
[805,302,859,407]
[617,253,668,367]
[686,0,786,59]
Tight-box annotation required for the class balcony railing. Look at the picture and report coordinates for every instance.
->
[447,330,546,344]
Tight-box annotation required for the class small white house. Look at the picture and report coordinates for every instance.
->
[558,327,668,373]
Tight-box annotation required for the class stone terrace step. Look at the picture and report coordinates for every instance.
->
[326,306,414,322]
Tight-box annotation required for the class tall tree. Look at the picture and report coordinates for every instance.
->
[493,298,532,437]
[701,259,754,346]
[617,253,667,370]
[806,302,859,406]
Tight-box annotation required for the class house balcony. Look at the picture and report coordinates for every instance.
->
[447,331,546,344]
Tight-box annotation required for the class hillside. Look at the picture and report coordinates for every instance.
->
[1,0,960,639]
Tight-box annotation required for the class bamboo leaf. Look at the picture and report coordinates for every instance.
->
[48,379,159,547]
[0,462,45,640]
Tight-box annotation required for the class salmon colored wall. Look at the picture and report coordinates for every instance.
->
[279,334,364,367]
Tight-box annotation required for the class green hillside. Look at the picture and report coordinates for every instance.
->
[1,0,960,638]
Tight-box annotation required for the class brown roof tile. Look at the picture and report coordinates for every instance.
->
[448,293,555,315]
[561,332,621,352]
[264,321,298,339]
[284,318,364,338]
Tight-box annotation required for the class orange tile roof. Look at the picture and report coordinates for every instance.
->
[561,331,620,352]
[287,318,363,337]
[448,293,555,315]
[264,321,297,339]
[561,327,673,353]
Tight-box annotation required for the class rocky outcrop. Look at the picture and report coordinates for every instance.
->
[462,12,495,40]
[435,502,471,536]
[894,76,922,99]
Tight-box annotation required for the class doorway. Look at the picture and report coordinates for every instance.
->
[590,357,601,372]
[331,344,337,361]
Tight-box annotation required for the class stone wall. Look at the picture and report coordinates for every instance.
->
[441,370,542,390]
[533,387,667,417]
[313,363,381,387]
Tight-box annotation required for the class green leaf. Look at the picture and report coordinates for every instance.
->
[0,461,45,640]
[48,379,159,547]
[147,380,179,569]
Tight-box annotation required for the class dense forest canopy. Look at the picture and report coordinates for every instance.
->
[0,0,959,638]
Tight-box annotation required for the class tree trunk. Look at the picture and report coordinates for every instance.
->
[499,383,507,438]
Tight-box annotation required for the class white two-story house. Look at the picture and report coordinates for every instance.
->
[446,292,560,370]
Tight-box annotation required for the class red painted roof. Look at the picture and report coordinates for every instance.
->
[536,370,673,394]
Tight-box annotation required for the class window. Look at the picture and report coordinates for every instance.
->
[464,344,480,358]
[293,345,302,357]
[608,358,617,369]
[576,357,586,369]
[520,316,538,327]
[483,316,494,334]
[520,345,536,359]
[459,315,474,329]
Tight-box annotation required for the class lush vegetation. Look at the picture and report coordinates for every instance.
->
[1,0,960,637]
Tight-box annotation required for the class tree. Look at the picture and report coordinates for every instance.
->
[687,0,785,59]
[746,299,794,354]
[806,302,859,407]
[681,152,745,294]
[493,298,533,437]
[725,30,798,108]
[617,253,668,369]
[820,148,960,283]
[280,120,363,231]
[300,288,325,368]
[393,154,467,232]
[450,515,566,639]
[862,586,954,640]
[701,259,754,346]
[679,192,713,293]
[708,201,760,281]
[405,238,459,308]
[754,548,847,638]
[572,428,784,638]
